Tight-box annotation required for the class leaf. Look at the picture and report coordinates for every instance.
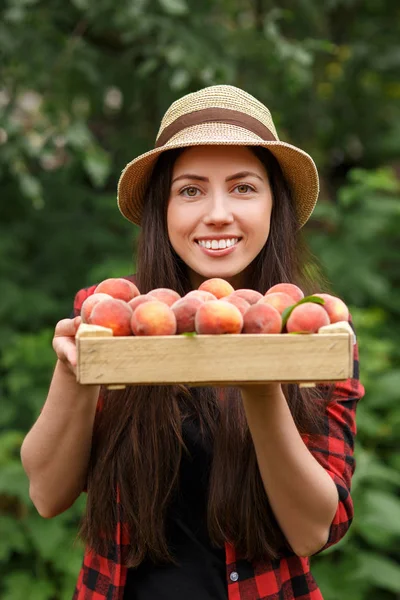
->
[83,145,111,189]
[350,167,399,193]
[170,69,190,91]
[354,552,400,593]
[136,57,159,78]
[0,516,27,561]
[360,489,400,535]
[365,370,400,407]
[71,0,89,9]
[51,541,86,578]
[296,295,325,306]
[158,0,188,15]
[287,330,311,335]
[351,448,400,499]
[281,295,325,328]
[3,572,55,600]
[180,331,197,337]
[26,515,73,561]
[0,430,25,465]
[281,306,294,326]
[311,551,369,600]
[18,173,44,208]
[0,463,29,500]
[65,121,93,149]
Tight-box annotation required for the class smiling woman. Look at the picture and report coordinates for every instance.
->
[21,85,365,600]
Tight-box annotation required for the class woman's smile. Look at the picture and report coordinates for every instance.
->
[195,235,242,258]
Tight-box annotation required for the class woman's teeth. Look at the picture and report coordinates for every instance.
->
[197,238,239,250]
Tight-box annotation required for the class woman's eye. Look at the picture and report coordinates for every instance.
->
[181,187,200,197]
[235,184,254,194]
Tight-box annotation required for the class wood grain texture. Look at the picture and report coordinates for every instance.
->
[76,331,353,386]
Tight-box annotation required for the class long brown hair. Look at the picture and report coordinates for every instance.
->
[79,146,335,565]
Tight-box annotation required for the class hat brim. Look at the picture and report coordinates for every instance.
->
[117,124,319,228]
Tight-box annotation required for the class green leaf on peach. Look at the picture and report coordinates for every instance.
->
[297,295,325,306]
[287,331,312,335]
[281,295,325,328]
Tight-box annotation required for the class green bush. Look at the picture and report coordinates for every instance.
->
[1,1,399,598]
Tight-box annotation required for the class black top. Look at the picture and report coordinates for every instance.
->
[123,412,227,599]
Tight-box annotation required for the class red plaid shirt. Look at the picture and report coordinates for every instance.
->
[72,278,365,600]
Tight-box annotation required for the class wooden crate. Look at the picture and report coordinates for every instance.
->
[76,322,354,388]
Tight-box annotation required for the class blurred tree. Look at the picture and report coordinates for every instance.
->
[0,0,399,598]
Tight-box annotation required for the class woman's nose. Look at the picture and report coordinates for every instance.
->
[202,193,234,226]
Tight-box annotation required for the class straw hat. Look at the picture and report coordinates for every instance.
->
[117,85,319,228]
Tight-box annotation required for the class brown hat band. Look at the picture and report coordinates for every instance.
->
[155,107,277,148]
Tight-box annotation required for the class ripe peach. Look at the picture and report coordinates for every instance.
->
[147,288,181,307]
[265,283,304,303]
[131,300,177,336]
[94,278,140,302]
[185,290,217,302]
[231,289,263,305]
[198,278,234,299]
[81,292,112,323]
[312,293,350,323]
[242,304,282,334]
[195,300,243,334]
[171,297,203,334]
[89,298,133,336]
[128,294,153,313]
[286,303,330,333]
[223,294,250,316]
[258,292,295,315]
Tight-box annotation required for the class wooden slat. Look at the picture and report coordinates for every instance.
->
[76,332,353,386]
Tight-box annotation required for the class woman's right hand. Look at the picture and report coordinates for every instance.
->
[52,316,82,376]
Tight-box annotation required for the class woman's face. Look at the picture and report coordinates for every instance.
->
[167,145,273,289]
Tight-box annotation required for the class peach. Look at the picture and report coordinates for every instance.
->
[171,297,203,334]
[242,304,282,334]
[198,278,234,299]
[231,289,263,305]
[223,294,250,316]
[89,298,133,336]
[185,290,217,302]
[147,288,181,307]
[94,278,140,302]
[81,292,112,323]
[128,294,153,313]
[195,300,243,334]
[312,293,350,323]
[286,303,330,333]
[131,300,177,336]
[265,283,304,303]
[258,292,295,315]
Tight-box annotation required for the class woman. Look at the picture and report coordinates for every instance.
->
[21,85,365,600]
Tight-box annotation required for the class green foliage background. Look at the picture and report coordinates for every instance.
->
[1,1,399,598]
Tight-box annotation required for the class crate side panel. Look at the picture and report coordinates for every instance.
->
[77,334,352,385]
